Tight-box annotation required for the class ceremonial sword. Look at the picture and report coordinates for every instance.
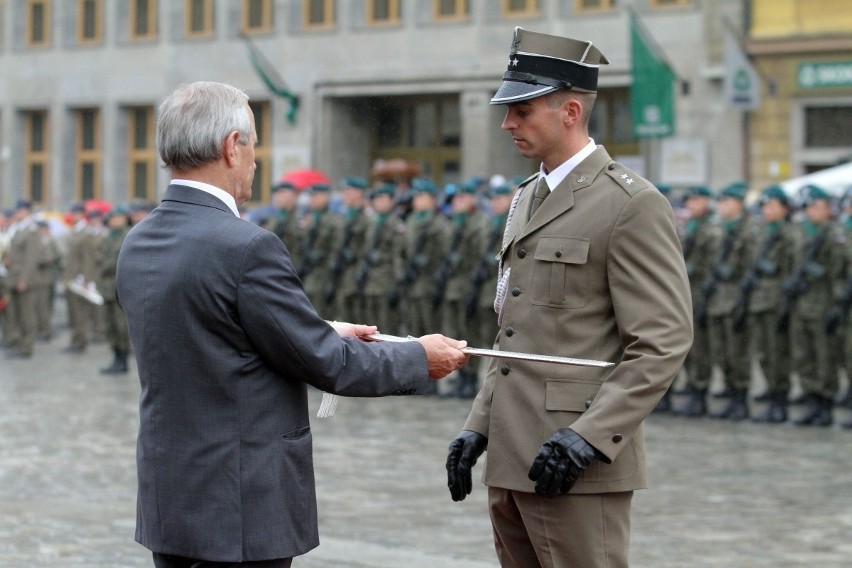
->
[317,332,614,418]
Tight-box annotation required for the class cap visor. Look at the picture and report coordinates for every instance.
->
[490,81,557,105]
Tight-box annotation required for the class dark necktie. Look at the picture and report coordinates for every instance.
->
[530,178,550,217]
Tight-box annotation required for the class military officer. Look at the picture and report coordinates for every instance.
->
[785,185,845,427]
[830,187,852,422]
[62,203,99,354]
[705,182,761,420]
[358,183,405,335]
[435,180,489,398]
[98,207,132,374]
[296,183,342,319]
[673,186,722,417]
[5,199,41,359]
[446,28,692,568]
[329,177,371,323]
[265,180,303,268]
[33,219,60,341]
[742,186,800,423]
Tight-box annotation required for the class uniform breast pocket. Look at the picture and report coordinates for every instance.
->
[531,237,590,308]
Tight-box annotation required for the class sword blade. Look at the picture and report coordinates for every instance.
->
[366,332,614,368]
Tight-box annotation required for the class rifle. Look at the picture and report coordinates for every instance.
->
[388,219,431,309]
[695,220,741,329]
[296,214,322,280]
[324,210,362,304]
[431,218,467,308]
[776,226,830,332]
[465,223,503,317]
[826,275,852,334]
[731,230,781,331]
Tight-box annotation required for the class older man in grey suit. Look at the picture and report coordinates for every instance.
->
[116,81,468,567]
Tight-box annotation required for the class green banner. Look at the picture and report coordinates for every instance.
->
[244,39,300,125]
[630,13,675,138]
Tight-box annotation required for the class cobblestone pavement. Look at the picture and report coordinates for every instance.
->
[1,308,851,567]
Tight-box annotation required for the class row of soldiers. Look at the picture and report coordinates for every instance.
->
[659,182,852,429]
[0,199,147,374]
[262,175,517,398]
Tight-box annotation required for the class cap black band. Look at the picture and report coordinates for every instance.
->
[506,53,598,92]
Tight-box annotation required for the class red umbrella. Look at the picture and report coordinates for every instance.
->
[278,169,331,191]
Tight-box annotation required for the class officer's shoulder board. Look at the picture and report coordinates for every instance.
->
[604,162,650,196]
[516,172,538,193]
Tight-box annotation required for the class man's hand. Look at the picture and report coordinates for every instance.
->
[446,430,487,502]
[416,334,469,379]
[328,321,378,339]
[528,428,604,497]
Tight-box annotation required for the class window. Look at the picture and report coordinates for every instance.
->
[588,88,639,157]
[367,0,400,25]
[186,0,213,37]
[249,101,271,204]
[304,0,334,28]
[574,0,614,13]
[128,106,156,201]
[23,110,50,205]
[805,106,852,148]
[26,0,51,47]
[242,0,272,34]
[502,0,539,17]
[434,0,469,20]
[76,108,101,201]
[130,0,158,40]
[78,0,102,44]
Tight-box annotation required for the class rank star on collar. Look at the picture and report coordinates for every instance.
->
[576,175,587,183]
[620,173,634,184]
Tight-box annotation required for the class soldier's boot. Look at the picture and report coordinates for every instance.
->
[710,389,749,420]
[836,389,852,409]
[675,389,707,417]
[810,396,834,428]
[752,390,773,403]
[793,394,828,426]
[100,349,129,375]
[652,390,672,414]
[752,391,788,424]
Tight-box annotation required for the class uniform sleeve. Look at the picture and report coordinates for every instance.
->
[570,188,694,462]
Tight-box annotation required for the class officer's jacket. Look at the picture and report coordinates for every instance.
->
[464,147,692,494]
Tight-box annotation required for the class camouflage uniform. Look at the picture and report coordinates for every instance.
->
[33,224,59,341]
[6,214,41,357]
[331,205,370,324]
[359,201,405,335]
[297,202,343,320]
[63,214,100,353]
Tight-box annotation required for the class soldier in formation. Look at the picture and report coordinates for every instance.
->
[97,207,132,374]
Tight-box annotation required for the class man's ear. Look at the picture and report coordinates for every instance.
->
[563,98,582,127]
[222,130,241,166]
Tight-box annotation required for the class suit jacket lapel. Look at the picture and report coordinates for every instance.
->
[519,147,612,239]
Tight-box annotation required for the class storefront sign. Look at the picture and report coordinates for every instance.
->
[798,61,852,89]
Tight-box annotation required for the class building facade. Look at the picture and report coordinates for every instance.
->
[0,0,749,210]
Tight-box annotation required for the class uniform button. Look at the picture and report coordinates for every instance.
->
[555,251,562,258]
[511,287,521,297]
[505,327,514,337]
[612,434,623,443]
[517,248,526,258]
[500,364,510,375]
[584,399,592,409]
[608,163,616,171]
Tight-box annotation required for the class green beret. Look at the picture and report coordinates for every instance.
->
[685,185,713,199]
[759,185,790,207]
[370,183,396,199]
[341,176,368,190]
[800,184,831,205]
[310,183,331,193]
[490,183,512,197]
[272,181,297,192]
[718,181,747,201]
[410,177,437,195]
[457,180,478,194]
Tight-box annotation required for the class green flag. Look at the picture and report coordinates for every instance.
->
[242,36,300,125]
[630,13,675,138]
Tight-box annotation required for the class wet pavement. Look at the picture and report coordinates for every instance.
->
[1,302,851,567]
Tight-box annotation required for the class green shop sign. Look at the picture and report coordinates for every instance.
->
[798,61,852,89]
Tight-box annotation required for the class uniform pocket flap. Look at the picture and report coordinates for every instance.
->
[534,237,589,264]
[545,379,600,412]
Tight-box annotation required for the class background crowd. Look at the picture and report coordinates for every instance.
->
[2,174,852,421]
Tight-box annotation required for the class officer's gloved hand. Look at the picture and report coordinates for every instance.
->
[528,428,605,497]
[446,430,487,502]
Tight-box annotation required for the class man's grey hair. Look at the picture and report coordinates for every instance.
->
[157,82,251,172]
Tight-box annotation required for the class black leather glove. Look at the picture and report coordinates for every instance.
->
[528,428,604,497]
[446,430,487,502]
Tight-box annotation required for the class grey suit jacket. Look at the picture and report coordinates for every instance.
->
[116,185,429,562]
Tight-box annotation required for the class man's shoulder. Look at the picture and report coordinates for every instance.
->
[599,161,653,197]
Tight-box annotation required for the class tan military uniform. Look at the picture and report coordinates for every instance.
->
[6,219,41,355]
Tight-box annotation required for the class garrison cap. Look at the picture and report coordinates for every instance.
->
[370,183,396,199]
[410,177,437,195]
[718,181,747,201]
[685,185,713,199]
[341,176,368,190]
[491,27,609,105]
[800,184,831,205]
[759,185,790,207]
[69,202,85,213]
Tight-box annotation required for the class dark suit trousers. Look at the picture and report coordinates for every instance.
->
[152,553,292,568]
[488,487,632,568]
